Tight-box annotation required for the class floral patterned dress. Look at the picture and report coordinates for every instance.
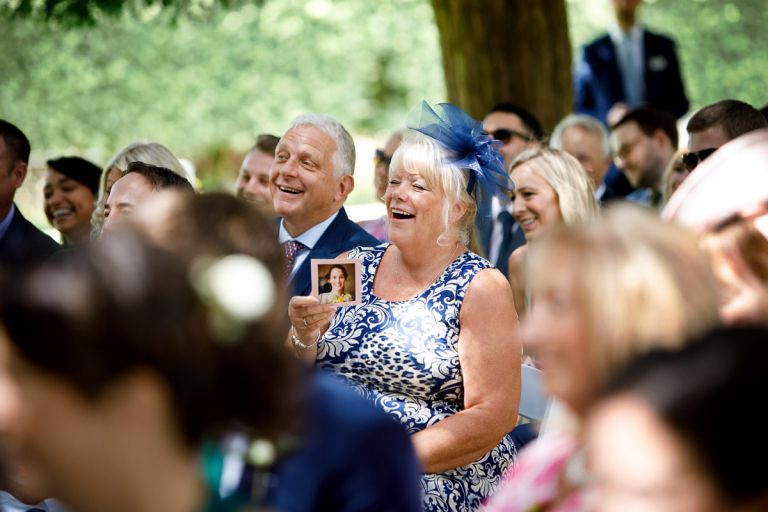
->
[316,244,516,511]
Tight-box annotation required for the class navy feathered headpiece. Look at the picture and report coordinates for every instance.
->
[408,101,512,217]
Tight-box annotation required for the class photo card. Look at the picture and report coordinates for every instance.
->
[310,258,362,306]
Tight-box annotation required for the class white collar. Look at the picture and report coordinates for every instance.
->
[278,210,340,249]
[609,23,643,45]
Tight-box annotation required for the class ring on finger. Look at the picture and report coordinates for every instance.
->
[303,317,308,327]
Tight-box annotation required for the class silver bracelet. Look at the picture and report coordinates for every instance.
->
[291,325,322,349]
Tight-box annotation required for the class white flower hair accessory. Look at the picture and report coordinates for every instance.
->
[190,254,276,344]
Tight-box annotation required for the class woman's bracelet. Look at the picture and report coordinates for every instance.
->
[291,325,322,350]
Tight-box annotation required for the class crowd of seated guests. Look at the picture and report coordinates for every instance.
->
[1,3,768,507]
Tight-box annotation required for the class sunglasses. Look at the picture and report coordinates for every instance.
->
[487,128,534,144]
[374,149,392,166]
[682,147,717,171]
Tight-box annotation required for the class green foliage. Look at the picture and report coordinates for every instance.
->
[567,0,768,112]
[0,0,445,189]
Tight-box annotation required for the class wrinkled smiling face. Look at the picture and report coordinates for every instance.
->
[270,125,346,235]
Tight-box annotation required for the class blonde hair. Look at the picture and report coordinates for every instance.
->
[662,149,688,205]
[389,134,481,251]
[528,204,720,382]
[509,148,598,226]
[91,142,188,237]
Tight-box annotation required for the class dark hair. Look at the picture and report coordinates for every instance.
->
[46,156,103,195]
[486,103,544,141]
[125,161,194,192]
[251,134,280,156]
[612,106,679,148]
[687,99,768,141]
[0,119,31,165]
[602,326,768,506]
[326,264,348,280]
[0,232,294,446]
[760,103,768,122]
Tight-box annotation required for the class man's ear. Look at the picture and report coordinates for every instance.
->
[10,161,27,190]
[335,174,355,202]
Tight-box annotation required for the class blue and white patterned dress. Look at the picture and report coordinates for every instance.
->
[316,244,516,511]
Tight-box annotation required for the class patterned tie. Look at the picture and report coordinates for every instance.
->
[282,240,306,277]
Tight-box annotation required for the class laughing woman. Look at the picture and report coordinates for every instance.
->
[506,148,598,316]
[43,157,102,246]
[289,103,522,511]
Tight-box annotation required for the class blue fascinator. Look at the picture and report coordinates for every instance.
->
[408,101,512,217]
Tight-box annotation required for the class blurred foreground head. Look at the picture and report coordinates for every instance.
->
[523,204,720,415]
[588,325,768,512]
[0,231,294,511]
[664,128,768,325]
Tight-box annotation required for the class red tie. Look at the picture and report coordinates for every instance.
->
[282,240,306,277]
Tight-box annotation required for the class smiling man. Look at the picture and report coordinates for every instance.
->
[271,114,377,297]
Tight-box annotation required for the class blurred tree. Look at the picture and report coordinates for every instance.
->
[431,0,572,131]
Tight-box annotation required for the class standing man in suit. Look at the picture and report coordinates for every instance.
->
[575,0,689,126]
[271,114,378,297]
[479,104,541,276]
[0,120,60,269]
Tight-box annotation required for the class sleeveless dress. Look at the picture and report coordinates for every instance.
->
[316,244,517,511]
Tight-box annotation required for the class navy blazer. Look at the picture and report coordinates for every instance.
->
[575,29,689,124]
[288,207,378,297]
[475,214,526,277]
[262,370,423,512]
[0,204,60,269]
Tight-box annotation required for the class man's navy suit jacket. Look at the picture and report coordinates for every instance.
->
[575,29,689,124]
[0,204,60,269]
[287,207,379,297]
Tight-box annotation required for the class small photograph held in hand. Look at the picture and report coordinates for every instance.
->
[311,258,361,306]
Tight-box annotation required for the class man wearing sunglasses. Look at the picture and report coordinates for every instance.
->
[684,99,767,172]
[477,103,542,275]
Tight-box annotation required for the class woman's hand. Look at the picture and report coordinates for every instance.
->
[287,295,337,361]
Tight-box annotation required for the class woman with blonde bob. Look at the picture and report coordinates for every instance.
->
[507,148,599,315]
[289,103,521,511]
[91,141,189,237]
[485,205,721,512]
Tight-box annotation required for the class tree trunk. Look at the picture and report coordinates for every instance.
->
[431,0,572,133]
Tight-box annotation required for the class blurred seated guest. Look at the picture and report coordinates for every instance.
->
[612,106,678,208]
[484,205,720,512]
[661,149,688,205]
[271,114,377,296]
[318,264,352,304]
[685,99,767,171]
[0,231,298,512]
[549,114,612,197]
[290,102,521,511]
[507,148,598,316]
[358,131,402,242]
[101,161,193,235]
[43,157,101,247]
[129,191,424,512]
[663,129,768,325]
[477,103,542,274]
[236,134,279,214]
[92,141,188,237]
[587,326,768,512]
[0,120,60,268]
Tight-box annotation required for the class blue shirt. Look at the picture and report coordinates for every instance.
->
[0,203,15,244]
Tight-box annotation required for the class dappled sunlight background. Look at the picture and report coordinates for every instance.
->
[4,0,767,231]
